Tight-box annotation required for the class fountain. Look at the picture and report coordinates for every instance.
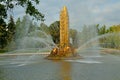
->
[76,25,101,57]
[1,5,120,80]
[7,6,101,59]
[6,6,119,60]
[46,6,79,59]
[8,15,55,53]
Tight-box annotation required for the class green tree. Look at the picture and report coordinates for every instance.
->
[15,18,21,28]
[107,24,120,33]
[49,21,60,44]
[15,15,31,40]
[39,23,49,34]
[0,18,7,49]
[0,0,44,49]
[0,0,44,21]
[99,25,107,35]
[7,15,15,44]
[103,24,120,49]
[95,24,99,34]
[28,20,36,33]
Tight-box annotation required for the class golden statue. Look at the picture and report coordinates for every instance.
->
[60,6,69,48]
[47,6,78,59]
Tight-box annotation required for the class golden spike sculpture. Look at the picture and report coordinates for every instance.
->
[60,6,69,48]
[46,6,79,59]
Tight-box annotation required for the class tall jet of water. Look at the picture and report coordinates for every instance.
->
[77,25,101,57]
[8,15,55,53]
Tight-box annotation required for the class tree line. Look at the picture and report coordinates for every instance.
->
[96,24,120,49]
[1,15,120,50]
[0,15,78,50]
[0,0,44,52]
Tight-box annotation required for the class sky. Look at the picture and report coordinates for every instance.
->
[13,0,120,30]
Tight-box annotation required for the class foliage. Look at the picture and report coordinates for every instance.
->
[0,3,7,19]
[0,0,44,50]
[97,24,120,49]
[98,25,107,35]
[49,21,60,44]
[105,25,120,49]
[0,18,7,49]
[15,15,31,39]
[97,24,120,35]
[3,15,16,50]
[0,49,8,53]
[107,24,120,33]
[7,15,15,44]
[39,23,49,34]
[0,0,44,20]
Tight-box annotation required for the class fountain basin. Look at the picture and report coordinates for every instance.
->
[46,47,82,60]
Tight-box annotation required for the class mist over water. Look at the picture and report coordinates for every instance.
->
[76,25,101,57]
[8,15,55,53]
[5,16,120,62]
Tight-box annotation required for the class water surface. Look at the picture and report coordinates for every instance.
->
[0,53,120,80]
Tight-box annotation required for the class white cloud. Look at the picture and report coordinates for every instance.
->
[13,0,120,30]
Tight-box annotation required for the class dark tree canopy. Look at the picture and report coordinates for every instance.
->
[0,0,44,49]
[0,0,44,21]
[49,21,60,44]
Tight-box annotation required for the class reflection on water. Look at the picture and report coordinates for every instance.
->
[0,68,4,80]
[0,54,120,80]
[59,61,71,80]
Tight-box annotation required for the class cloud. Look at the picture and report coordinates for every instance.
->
[65,0,120,30]
[13,0,120,30]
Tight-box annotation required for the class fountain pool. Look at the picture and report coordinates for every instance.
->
[0,50,120,80]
